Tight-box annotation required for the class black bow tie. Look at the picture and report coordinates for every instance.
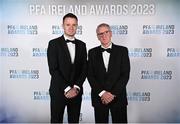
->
[101,48,112,53]
[66,39,75,44]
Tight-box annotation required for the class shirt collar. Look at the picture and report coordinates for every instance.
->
[101,42,112,49]
[64,34,75,41]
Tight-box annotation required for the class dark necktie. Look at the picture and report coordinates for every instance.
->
[101,48,112,53]
[66,39,75,44]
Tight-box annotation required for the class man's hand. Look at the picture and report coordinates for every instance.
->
[101,91,115,105]
[64,87,79,99]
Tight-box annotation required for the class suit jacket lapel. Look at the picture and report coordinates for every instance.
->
[74,40,79,64]
[60,36,72,64]
[97,46,106,73]
[107,44,116,74]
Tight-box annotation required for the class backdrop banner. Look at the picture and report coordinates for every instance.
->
[0,0,180,123]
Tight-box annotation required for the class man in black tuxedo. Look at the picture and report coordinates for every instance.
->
[47,13,87,123]
[87,23,130,123]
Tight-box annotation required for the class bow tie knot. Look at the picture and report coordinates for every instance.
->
[66,39,75,44]
[101,48,112,53]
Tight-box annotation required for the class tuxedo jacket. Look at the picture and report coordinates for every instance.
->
[47,35,87,101]
[87,43,130,107]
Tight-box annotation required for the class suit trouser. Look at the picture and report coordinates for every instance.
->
[94,104,127,123]
[50,96,82,123]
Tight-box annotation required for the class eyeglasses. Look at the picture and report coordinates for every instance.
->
[97,31,110,37]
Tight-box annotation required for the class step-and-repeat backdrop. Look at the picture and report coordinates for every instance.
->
[0,0,180,123]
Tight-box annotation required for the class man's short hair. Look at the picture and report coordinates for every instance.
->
[63,13,78,23]
[96,23,111,34]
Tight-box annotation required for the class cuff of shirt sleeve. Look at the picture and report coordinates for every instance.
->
[99,90,106,97]
[74,85,80,91]
[64,86,71,93]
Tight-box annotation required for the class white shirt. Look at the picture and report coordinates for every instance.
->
[63,35,80,93]
[64,34,75,64]
[101,43,112,72]
[99,42,112,97]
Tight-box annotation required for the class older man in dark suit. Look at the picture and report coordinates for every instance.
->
[87,23,130,123]
[47,13,87,123]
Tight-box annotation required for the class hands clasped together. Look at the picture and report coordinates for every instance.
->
[101,91,116,105]
[64,87,79,99]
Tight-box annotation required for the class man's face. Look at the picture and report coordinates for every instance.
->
[63,17,78,37]
[97,26,112,46]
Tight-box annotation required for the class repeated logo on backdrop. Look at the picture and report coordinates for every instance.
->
[32,48,47,57]
[127,92,150,102]
[9,69,39,79]
[52,25,82,35]
[7,25,38,35]
[141,70,172,80]
[167,48,180,57]
[129,48,152,57]
[143,25,175,35]
[1,0,180,122]
[111,25,128,35]
[34,91,49,100]
[0,48,19,57]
